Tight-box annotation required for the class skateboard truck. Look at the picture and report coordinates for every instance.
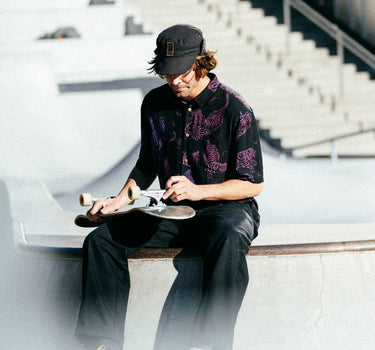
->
[79,186,166,208]
[128,186,166,207]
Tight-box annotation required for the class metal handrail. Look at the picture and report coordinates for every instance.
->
[286,127,375,159]
[289,127,375,150]
[283,0,375,97]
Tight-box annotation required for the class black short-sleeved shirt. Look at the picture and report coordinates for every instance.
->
[129,73,263,221]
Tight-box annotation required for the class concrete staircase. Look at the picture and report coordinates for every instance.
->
[123,0,375,158]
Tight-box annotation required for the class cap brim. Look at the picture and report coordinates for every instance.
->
[155,54,196,75]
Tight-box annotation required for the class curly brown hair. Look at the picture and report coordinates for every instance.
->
[148,50,218,79]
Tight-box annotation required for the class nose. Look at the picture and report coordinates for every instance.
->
[171,75,183,85]
[165,73,183,85]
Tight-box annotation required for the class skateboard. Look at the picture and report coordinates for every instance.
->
[74,185,196,227]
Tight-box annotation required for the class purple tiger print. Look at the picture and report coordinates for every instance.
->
[204,140,227,178]
[236,148,257,173]
[236,111,253,141]
[185,93,229,141]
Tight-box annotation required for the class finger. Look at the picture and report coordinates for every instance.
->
[166,175,187,188]
[163,180,184,200]
[100,204,117,215]
[88,199,115,222]
[90,201,104,215]
[162,187,174,200]
[86,209,101,222]
[165,177,177,189]
[172,191,187,202]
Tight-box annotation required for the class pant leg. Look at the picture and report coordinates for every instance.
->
[75,212,180,346]
[182,201,258,350]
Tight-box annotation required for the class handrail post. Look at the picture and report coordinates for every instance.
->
[330,140,338,162]
[283,0,291,55]
[334,24,345,98]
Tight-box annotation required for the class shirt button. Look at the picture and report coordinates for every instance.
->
[185,133,190,138]
[188,107,192,112]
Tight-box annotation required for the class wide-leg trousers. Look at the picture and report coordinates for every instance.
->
[75,200,258,349]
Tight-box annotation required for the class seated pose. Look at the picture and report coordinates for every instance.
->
[75,24,264,350]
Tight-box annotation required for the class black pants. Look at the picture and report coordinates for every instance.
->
[75,201,258,349]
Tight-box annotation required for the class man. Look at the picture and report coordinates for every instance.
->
[75,24,264,350]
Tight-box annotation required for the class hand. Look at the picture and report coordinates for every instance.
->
[86,197,124,222]
[163,176,202,202]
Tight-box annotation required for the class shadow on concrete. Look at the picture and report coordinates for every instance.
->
[58,77,161,96]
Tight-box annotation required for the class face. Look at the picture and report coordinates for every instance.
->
[164,68,200,101]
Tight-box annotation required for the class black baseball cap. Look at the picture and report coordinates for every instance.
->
[153,24,206,75]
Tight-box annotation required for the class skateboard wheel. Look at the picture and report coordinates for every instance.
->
[128,185,141,200]
[79,193,92,206]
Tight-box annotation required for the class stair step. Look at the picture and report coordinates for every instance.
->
[123,0,375,157]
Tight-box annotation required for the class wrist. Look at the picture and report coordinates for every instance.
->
[117,178,138,205]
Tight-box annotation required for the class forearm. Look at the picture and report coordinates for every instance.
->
[198,179,263,201]
[164,176,263,203]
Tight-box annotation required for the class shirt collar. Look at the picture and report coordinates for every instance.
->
[171,73,219,108]
[193,73,218,108]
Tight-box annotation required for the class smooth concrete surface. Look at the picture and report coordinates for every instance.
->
[123,250,375,350]
[1,1,375,349]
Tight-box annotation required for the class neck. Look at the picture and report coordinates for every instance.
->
[183,75,210,102]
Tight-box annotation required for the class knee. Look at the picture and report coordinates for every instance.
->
[217,213,253,239]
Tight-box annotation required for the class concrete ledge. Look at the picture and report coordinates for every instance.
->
[14,219,375,259]
[16,240,375,259]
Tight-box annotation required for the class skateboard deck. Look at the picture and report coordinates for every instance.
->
[74,185,196,228]
[75,205,196,227]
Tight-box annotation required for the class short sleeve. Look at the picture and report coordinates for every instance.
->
[233,107,264,183]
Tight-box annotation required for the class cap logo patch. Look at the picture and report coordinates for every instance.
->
[166,41,174,56]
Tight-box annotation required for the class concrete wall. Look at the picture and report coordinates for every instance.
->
[8,237,375,350]
[126,250,375,350]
